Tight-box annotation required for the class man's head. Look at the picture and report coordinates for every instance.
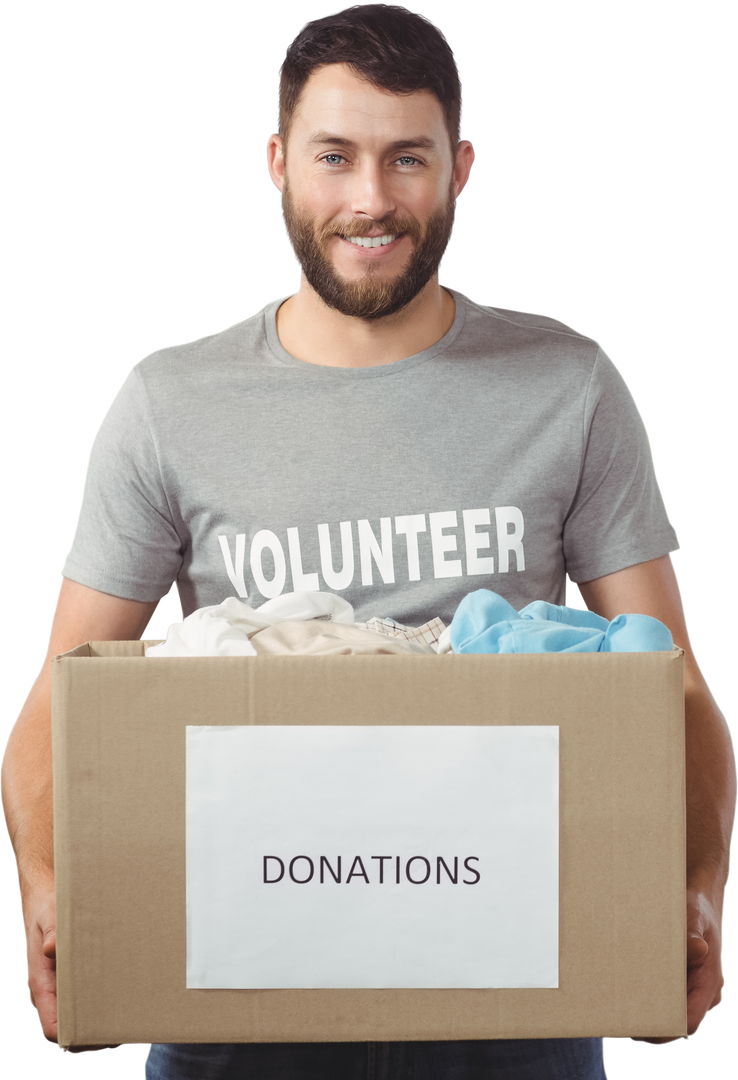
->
[274,3,464,170]
[268,5,473,321]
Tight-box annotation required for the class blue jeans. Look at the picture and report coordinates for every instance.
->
[146,1039,606,1079]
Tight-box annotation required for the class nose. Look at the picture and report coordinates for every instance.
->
[349,160,397,222]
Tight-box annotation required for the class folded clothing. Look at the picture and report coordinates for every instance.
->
[145,591,355,657]
[251,621,434,657]
[145,592,444,658]
[449,590,673,654]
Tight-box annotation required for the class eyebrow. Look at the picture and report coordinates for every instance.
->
[306,131,439,153]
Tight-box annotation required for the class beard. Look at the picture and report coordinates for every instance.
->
[282,183,456,320]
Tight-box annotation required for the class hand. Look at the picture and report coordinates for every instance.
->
[23,885,57,1045]
[633,885,724,1044]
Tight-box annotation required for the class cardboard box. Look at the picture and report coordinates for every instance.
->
[52,643,686,1046]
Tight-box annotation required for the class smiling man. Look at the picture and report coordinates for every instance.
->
[2,5,734,1080]
[271,55,472,363]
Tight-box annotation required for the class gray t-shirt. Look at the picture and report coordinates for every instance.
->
[63,289,678,624]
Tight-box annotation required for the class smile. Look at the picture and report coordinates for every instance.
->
[341,234,398,248]
[337,233,406,255]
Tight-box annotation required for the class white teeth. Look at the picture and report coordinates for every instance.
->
[345,234,397,247]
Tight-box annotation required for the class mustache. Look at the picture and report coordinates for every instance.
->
[318,216,424,244]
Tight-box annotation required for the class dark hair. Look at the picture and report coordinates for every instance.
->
[279,5,461,151]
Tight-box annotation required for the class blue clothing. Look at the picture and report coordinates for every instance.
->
[450,590,673,655]
[146,1038,606,1079]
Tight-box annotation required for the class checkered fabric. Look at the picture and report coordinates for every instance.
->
[355,616,447,652]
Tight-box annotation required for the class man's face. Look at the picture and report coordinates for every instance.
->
[272,63,464,320]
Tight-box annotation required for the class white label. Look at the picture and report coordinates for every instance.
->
[186,725,559,989]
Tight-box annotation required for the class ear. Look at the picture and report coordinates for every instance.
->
[267,134,285,193]
[452,140,475,200]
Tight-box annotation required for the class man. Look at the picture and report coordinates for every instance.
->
[2,5,734,1079]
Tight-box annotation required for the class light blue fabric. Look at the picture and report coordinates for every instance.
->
[450,590,673,654]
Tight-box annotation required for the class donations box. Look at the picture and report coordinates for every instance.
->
[52,646,686,1045]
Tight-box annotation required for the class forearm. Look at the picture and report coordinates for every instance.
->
[684,658,735,896]
[2,663,55,915]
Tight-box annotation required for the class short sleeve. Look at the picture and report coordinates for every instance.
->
[62,366,183,601]
[562,348,678,582]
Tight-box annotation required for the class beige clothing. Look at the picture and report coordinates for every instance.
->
[250,620,435,657]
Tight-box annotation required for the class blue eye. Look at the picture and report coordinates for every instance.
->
[396,156,420,166]
[322,154,345,166]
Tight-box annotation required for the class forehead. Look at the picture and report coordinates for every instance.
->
[290,62,447,144]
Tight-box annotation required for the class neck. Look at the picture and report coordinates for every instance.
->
[275,276,456,368]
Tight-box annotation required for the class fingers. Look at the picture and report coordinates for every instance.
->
[691,993,726,1036]
[41,924,56,960]
[635,989,726,1041]
[631,1036,691,1045]
[26,972,58,1045]
[687,950,726,1032]
[30,997,57,1041]
[686,930,709,965]
[26,893,59,1042]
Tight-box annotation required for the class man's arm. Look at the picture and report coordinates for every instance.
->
[2,578,158,1048]
[579,554,735,1038]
